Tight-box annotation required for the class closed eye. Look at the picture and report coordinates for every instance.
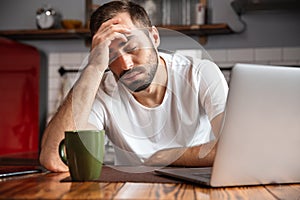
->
[125,45,137,53]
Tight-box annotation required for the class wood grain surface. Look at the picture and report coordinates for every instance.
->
[1,170,300,199]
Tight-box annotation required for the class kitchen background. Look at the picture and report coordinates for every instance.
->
[0,0,300,161]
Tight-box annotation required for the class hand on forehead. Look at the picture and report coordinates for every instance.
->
[110,28,152,44]
[109,28,154,57]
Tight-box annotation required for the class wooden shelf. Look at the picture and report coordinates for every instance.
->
[158,24,232,37]
[0,24,232,41]
[0,28,90,40]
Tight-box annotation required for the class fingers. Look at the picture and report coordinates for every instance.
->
[98,18,123,33]
[91,18,131,49]
[88,18,132,71]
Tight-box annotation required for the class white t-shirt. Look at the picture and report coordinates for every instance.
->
[89,51,228,165]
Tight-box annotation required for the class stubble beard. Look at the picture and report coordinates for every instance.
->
[119,50,159,92]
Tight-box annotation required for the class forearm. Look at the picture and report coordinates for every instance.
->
[145,141,217,167]
[171,142,216,167]
[40,65,104,172]
[70,65,103,129]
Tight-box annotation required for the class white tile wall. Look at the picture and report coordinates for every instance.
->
[227,48,254,63]
[254,48,282,62]
[206,49,227,62]
[283,47,300,61]
[47,46,300,117]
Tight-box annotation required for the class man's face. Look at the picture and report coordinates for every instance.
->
[108,28,159,92]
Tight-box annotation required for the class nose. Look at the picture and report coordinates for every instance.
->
[117,53,134,70]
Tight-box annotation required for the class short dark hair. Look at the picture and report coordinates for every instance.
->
[90,1,152,37]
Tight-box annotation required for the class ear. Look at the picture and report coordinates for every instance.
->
[149,26,160,48]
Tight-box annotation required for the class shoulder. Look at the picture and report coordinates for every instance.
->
[159,50,191,67]
[159,50,218,74]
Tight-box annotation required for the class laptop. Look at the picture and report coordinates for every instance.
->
[155,63,300,187]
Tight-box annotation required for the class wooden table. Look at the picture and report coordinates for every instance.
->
[1,169,300,199]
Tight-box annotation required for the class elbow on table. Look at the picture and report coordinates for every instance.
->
[39,151,68,172]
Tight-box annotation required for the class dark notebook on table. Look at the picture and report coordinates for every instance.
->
[0,166,44,178]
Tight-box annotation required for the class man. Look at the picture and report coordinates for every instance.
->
[40,1,228,172]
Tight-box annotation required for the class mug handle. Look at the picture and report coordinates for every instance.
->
[58,139,68,166]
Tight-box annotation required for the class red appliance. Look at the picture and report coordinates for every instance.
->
[0,38,45,156]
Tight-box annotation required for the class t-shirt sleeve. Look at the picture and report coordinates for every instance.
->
[197,59,228,121]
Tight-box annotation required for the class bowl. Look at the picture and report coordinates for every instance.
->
[61,20,83,29]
